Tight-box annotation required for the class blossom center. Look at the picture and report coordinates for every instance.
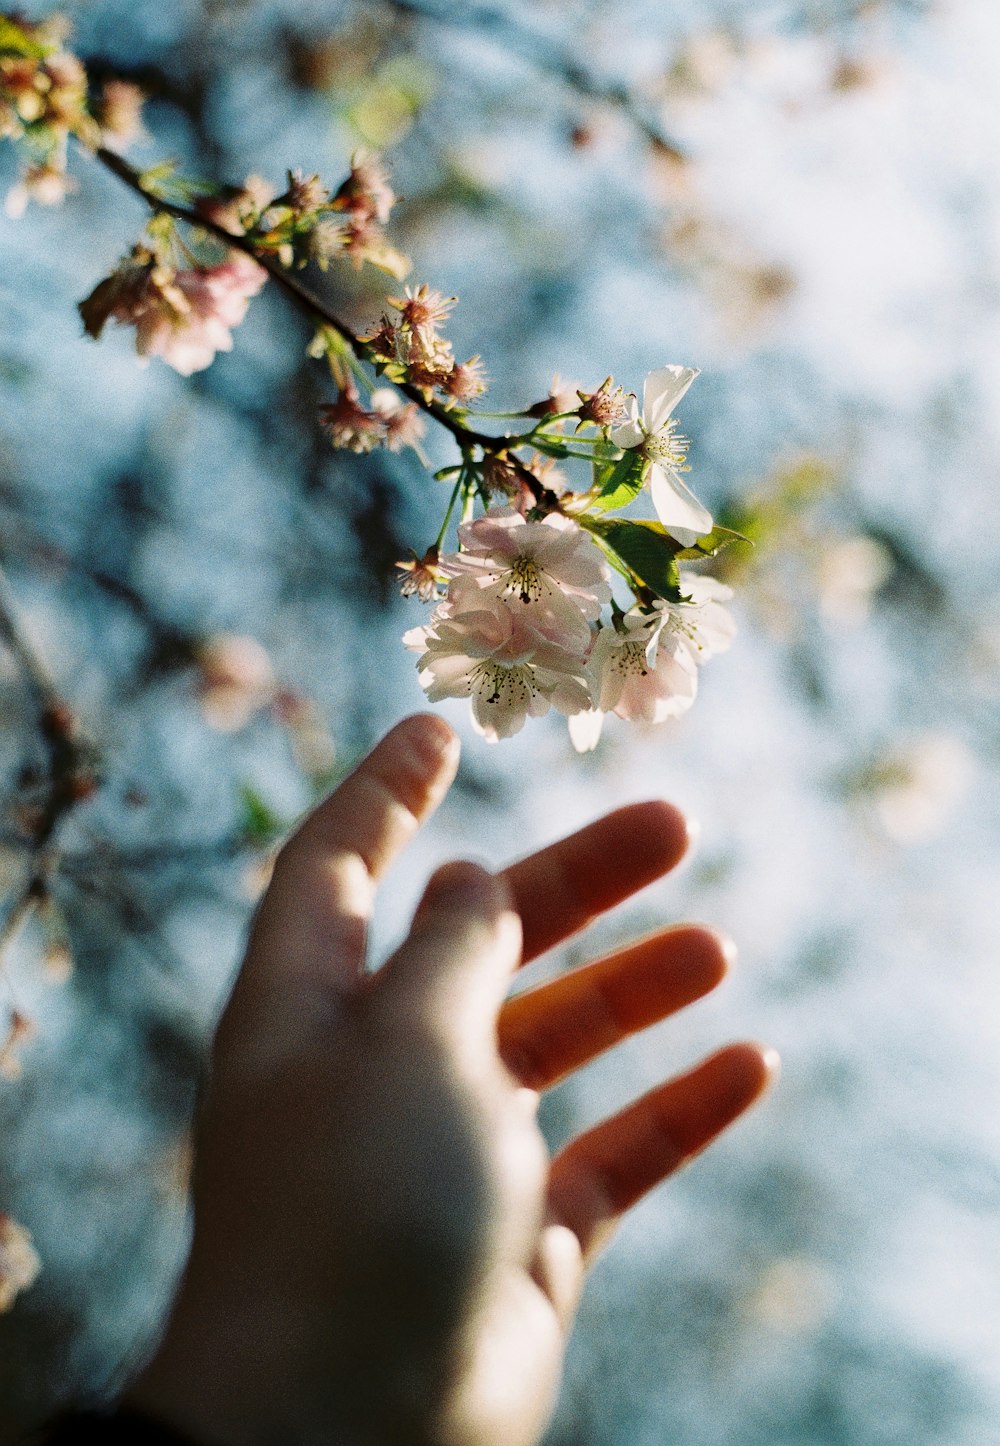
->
[662,608,704,653]
[471,661,536,706]
[612,641,649,677]
[642,422,689,470]
[505,552,545,604]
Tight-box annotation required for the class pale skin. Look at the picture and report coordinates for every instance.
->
[126,713,777,1446]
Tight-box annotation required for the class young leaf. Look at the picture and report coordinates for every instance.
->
[581,517,683,601]
[591,450,647,512]
[673,525,753,561]
[238,785,287,847]
[0,19,47,58]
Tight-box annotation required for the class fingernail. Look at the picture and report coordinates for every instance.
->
[761,1045,782,1081]
[718,932,738,968]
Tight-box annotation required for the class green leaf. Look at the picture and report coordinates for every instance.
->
[237,785,286,847]
[590,450,647,512]
[0,18,48,57]
[581,518,683,602]
[672,525,753,561]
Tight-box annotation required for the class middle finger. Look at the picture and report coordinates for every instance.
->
[497,924,732,1090]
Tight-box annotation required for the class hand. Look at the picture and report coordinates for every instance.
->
[126,714,776,1446]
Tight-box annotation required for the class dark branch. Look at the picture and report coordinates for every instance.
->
[381,0,685,163]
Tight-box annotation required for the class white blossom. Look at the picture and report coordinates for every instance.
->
[405,590,590,742]
[654,571,736,667]
[611,365,713,546]
[569,609,699,750]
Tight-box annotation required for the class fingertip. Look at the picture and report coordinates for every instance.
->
[722,1040,781,1100]
[392,712,460,774]
[662,924,735,992]
[629,799,694,874]
[414,860,520,945]
[420,858,502,911]
[388,861,522,1018]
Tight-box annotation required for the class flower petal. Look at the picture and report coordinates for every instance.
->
[649,464,713,547]
[568,709,604,752]
[610,396,644,450]
[643,365,700,433]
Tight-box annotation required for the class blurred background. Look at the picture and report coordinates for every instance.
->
[1,0,999,1440]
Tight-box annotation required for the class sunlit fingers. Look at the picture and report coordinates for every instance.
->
[501,801,692,964]
[498,926,733,1090]
[547,1042,778,1261]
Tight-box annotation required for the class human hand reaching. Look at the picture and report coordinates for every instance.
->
[126,714,776,1446]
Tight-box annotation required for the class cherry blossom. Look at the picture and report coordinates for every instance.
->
[568,609,699,752]
[370,388,426,453]
[80,250,267,375]
[611,364,713,546]
[318,387,387,453]
[577,375,629,428]
[405,591,590,742]
[655,572,737,667]
[396,549,445,601]
[438,506,610,648]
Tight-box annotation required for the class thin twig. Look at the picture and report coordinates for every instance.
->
[382,0,685,163]
[0,561,90,954]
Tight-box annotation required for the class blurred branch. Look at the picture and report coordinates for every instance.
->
[381,0,685,162]
[0,562,93,955]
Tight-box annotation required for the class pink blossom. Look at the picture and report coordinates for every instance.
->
[655,572,736,667]
[370,389,426,453]
[195,633,275,732]
[318,387,388,453]
[396,549,445,601]
[439,506,610,648]
[82,251,268,376]
[593,621,698,722]
[569,610,699,751]
[405,591,590,742]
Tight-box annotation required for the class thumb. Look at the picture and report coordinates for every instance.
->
[378,862,522,1046]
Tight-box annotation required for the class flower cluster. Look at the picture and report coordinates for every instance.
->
[2,23,742,751]
[362,284,488,405]
[405,505,734,746]
[78,239,267,375]
[1,13,143,215]
[206,154,409,278]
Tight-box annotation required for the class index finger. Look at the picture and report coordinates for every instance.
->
[241,714,460,995]
[501,801,692,964]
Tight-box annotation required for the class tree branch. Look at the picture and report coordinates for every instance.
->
[382,0,685,163]
[91,146,561,510]
[0,562,92,955]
